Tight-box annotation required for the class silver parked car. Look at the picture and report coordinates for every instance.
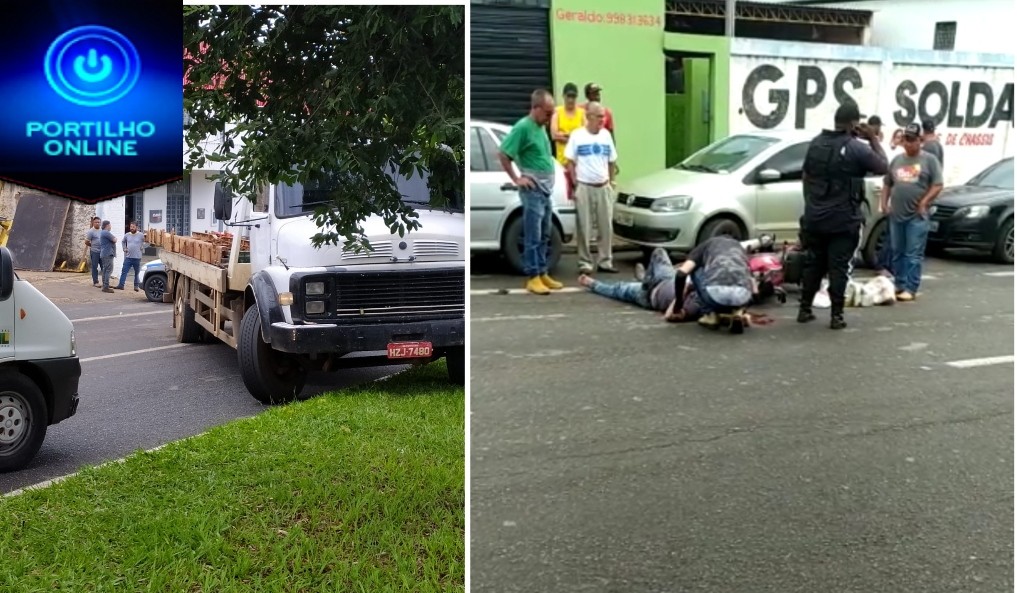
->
[612,130,883,259]
[470,119,576,274]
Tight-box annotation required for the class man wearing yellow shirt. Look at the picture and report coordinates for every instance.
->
[550,82,585,199]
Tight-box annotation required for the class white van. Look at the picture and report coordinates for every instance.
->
[0,246,80,472]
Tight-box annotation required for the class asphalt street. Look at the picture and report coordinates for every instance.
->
[470,250,1015,593]
[2,271,402,494]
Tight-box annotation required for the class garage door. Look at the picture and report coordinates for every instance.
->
[470,0,552,125]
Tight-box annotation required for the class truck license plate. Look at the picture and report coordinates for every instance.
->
[614,211,634,227]
[387,341,433,359]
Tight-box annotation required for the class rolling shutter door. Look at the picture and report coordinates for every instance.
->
[470,1,552,125]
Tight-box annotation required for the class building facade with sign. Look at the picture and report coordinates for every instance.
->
[471,0,1014,188]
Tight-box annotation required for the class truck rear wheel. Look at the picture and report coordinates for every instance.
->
[238,306,306,405]
[0,372,48,473]
[174,280,203,343]
[444,347,465,386]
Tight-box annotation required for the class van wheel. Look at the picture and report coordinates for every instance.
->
[504,216,563,275]
[697,218,745,245]
[174,280,203,343]
[238,306,306,405]
[0,372,48,473]
[444,347,465,386]
[863,218,889,269]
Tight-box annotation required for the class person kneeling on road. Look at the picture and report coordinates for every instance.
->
[664,236,756,334]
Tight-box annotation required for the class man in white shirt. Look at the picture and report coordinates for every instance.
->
[564,102,620,274]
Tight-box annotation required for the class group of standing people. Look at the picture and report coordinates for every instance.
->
[497,82,619,294]
[84,217,147,294]
[798,104,944,329]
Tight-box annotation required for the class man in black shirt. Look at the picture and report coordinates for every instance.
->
[799,103,888,329]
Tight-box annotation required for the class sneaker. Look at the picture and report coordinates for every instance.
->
[578,264,594,274]
[697,312,719,329]
[101,287,114,293]
[134,286,140,292]
[92,282,99,288]
[597,265,619,274]
[539,274,564,290]
[114,285,125,290]
[526,277,551,295]
[897,291,914,302]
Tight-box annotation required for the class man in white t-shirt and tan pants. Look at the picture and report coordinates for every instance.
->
[564,102,620,274]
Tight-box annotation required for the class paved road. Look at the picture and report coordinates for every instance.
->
[471,252,1014,592]
[2,272,401,494]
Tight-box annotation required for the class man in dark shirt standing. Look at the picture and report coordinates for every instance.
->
[920,119,945,167]
[799,103,888,329]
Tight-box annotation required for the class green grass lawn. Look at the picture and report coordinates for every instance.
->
[0,363,464,593]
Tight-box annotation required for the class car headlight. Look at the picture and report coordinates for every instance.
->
[651,196,693,213]
[958,204,991,218]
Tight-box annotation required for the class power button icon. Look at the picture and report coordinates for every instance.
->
[44,25,141,107]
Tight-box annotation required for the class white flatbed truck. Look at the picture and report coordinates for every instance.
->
[158,166,466,404]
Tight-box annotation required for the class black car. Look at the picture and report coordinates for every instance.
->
[928,157,1014,264]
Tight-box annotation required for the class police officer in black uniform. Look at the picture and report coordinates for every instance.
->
[798,102,888,329]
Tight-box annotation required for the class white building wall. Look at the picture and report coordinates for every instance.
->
[769,0,1014,54]
[190,171,219,234]
[142,184,168,232]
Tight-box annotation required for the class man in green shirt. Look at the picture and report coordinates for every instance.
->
[497,89,564,295]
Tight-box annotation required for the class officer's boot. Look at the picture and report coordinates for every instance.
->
[829,309,847,330]
[797,305,816,323]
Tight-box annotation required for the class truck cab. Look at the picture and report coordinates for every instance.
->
[167,158,465,404]
[0,246,80,472]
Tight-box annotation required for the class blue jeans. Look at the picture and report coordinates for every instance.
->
[889,215,930,294]
[118,257,142,288]
[90,250,102,284]
[520,188,553,277]
[588,248,675,311]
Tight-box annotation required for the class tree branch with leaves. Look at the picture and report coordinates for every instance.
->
[183,4,464,251]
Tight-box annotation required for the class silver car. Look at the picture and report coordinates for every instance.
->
[612,130,882,258]
[470,119,576,274]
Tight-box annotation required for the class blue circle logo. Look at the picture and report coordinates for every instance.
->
[44,25,141,107]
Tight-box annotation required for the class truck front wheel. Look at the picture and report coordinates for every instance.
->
[0,372,48,473]
[238,306,306,405]
[444,347,465,386]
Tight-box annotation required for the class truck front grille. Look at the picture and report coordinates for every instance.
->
[335,269,465,321]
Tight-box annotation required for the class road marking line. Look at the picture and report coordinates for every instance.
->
[71,310,167,323]
[473,314,567,322]
[471,287,584,296]
[945,355,1014,369]
[80,343,189,363]
[984,271,1015,277]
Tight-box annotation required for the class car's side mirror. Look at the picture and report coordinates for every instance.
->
[0,247,14,301]
[213,182,233,221]
[758,169,782,183]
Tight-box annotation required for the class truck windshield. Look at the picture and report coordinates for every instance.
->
[274,161,462,218]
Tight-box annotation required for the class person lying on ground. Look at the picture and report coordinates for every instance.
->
[578,247,699,316]
[664,235,757,334]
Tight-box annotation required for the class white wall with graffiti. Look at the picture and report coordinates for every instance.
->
[729,38,1014,186]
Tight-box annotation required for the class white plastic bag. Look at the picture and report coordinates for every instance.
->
[868,275,897,306]
[812,278,831,309]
